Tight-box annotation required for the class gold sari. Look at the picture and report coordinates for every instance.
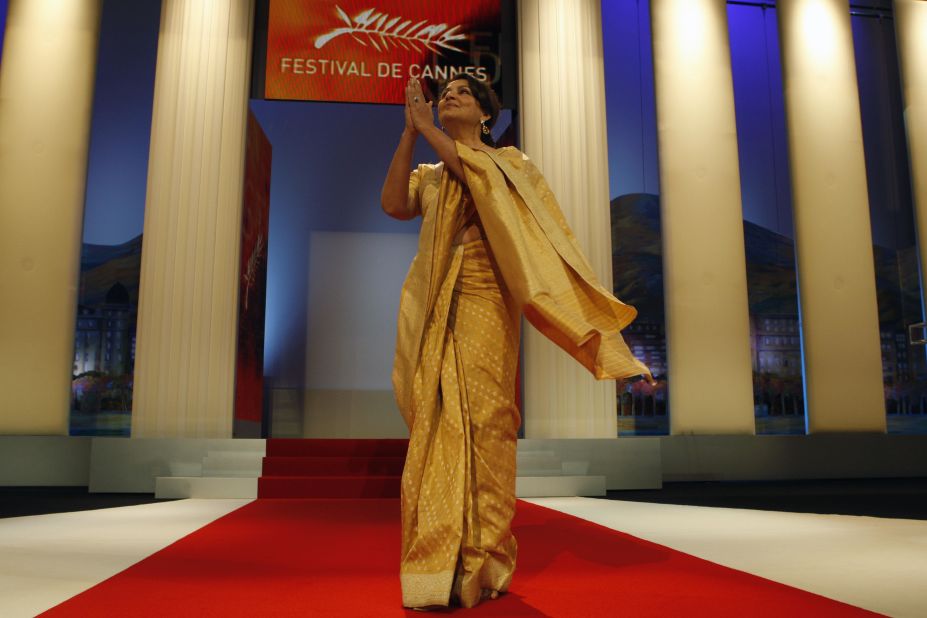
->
[393,142,652,609]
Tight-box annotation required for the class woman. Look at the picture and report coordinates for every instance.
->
[381,75,654,610]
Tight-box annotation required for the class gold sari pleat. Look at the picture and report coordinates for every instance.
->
[400,237,520,609]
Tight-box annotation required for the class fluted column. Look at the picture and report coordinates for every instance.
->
[649,0,755,434]
[131,0,255,437]
[777,0,885,432]
[0,1,101,434]
[517,0,619,437]
[894,1,927,366]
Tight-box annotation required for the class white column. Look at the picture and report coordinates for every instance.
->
[777,0,885,432]
[517,0,619,437]
[649,0,756,434]
[131,0,255,437]
[0,1,101,434]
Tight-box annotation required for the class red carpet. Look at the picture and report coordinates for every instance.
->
[41,498,882,617]
[259,439,406,498]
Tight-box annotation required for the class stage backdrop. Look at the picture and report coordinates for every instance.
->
[261,0,512,106]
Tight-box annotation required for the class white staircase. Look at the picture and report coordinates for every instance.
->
[155,443,265,499]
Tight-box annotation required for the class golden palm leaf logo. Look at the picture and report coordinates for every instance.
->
[314,5,468,56]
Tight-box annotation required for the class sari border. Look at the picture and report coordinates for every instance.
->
[400,569,455,608]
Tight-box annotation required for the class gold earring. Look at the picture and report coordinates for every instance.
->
[481,120,490,135]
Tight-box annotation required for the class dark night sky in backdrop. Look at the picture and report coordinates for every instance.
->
[80,0,161,245]
[0,0,7,64]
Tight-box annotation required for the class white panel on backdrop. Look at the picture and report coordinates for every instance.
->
[306,231,418,389]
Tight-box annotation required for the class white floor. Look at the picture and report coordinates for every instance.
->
[0,497,924,617]
[0,499,250,617]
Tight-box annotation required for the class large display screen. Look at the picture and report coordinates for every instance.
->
[264,0,504,105]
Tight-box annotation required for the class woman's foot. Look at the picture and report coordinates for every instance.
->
[480,589,500,600]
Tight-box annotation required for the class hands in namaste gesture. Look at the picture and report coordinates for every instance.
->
[405,77,434,135]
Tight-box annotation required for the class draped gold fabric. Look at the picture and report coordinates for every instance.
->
[394,142,652,609]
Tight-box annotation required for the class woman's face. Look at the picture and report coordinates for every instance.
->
[437,79,488,129]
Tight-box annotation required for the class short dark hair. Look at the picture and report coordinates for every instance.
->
[437,74,502,147]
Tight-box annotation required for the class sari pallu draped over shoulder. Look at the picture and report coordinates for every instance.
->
[458,142,653,385]
[392,141,653,609]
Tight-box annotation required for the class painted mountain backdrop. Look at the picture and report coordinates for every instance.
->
[610,193,921,333]
[79,234,142,306]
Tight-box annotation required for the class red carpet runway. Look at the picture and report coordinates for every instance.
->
[40,497,881,616]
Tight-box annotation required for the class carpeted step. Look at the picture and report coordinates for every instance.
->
[258,475,401,499]
[265,438,409,458]
[262,456,406,477]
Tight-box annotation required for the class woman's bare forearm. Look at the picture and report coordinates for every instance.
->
[381,129,418,219]
[418,125,466,182]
